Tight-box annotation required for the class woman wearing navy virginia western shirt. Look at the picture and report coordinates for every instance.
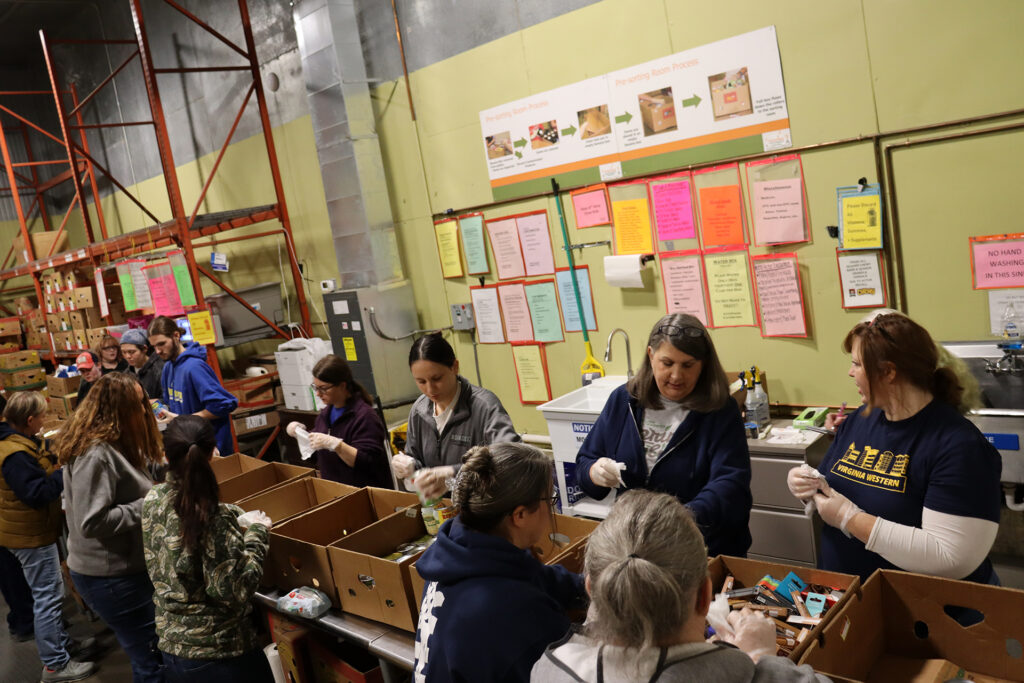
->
[788,313,1002,583]
[286,354,390,488]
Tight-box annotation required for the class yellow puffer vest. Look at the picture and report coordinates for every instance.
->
[0,432,62,549]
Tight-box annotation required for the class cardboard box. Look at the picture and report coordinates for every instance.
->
[328,508,429,631]
[71,286,94,309]
[86,327,108,348]
[709,555,859,662]
[535,514,599,565]
[281,382,322,412]
[268,613,312,683]
[52,331,73,351]
[48,395,78,419]
[640,95,677,133]
[210,452,272,482]
[0,340,21,353]
[225,373,279,410]
[231,408,281,438]
[0,368,46,389]
[267,488,412,602]
[236,477,359,524]
[0,350,39,371]
[0,317,20,337]
[46,374,81,396]
[45,314,61,333]
[799,569,1024,682]
[308,637,384,683]
[218,461,315,504]
[12,231,69,264]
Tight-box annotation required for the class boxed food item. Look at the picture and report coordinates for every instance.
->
[236,477,359,525]
[0,368,46,390]
[52,331,74,351]
[217,461,314,504]
[640,95,676,133]
[48,395,78,419]
[0,317,20,337]
[86,327,108,348]
[799,569,1024,682]
[71,286,94,310]
[0,350,40,371]
[231,408,281,438]
[46,374,81,397]
[268,613,312,683]
[12,231,69,264]
[708,556,859,662]
[224,373,279,410]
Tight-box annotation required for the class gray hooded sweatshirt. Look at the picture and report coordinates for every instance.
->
[531,630,831,683]
[406,375,519,474]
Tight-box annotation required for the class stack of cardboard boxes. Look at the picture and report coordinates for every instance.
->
[0,350,45,394]
[0,316,21,353]
[41,269,126,353]
[45,374,80,422]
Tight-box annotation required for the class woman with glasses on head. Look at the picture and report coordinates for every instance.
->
[414,441,586,683]
[787,313,1002,584]
[390,332,520,500]
[285,354,391,487]
[97,333,130,374]
[575,313,752,557]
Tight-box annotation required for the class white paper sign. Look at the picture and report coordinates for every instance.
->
[988,289,1024,336]
[470,287,505,344]
[837,252,885,308]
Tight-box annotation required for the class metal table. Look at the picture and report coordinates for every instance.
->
[255,588,415,681]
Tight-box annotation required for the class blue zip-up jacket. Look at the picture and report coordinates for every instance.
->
[414,517,585,683]
[161,342,238,456]
[575,385,752,557]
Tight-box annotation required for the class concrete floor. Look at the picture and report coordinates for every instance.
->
[0,594,132,683]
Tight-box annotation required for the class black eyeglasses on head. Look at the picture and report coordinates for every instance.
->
[657,324,704,339]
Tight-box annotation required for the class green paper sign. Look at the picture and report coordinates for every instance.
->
[118,270,137,311]
[172,263,197,307]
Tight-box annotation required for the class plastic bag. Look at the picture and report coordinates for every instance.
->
[275,586,331,619]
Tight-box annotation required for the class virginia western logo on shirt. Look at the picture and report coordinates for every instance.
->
[831,441,908,492]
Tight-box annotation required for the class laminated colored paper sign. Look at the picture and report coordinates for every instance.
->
[699,185,745,248]
[660,253,708,325]
[837,251,885,308]
[651,179,695,241]
[752,178,805,244]
[470,286,505,343]
[170,253,197,308]
[497,282,534,342]
[524,280,563,343]
[838,185,883,249]
[571,188,611,228]
[971,237,1024,289]
[459,214,489,274]
[704,249,755,327]
[485,217,526,280]
[516,212,555,276]
[117,264,138,312]
[434,219,463,278]
[511,343,551,404]
[187,310,216,345]
[611,197,654,255]
[753,255,806,337]
[555,267,597,332]
[129,260,152,309]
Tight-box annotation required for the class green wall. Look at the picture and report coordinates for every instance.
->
[373,0,1024,434]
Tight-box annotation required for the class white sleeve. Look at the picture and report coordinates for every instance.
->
[865,507,998,579]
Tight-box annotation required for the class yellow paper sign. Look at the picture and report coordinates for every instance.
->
[343,337,357,362]
[704,250,755,327]
[511,344,550,404]
[611,197,654,255]
[841,193,883,249]
[187,310,217,345]
[434,219,464,278]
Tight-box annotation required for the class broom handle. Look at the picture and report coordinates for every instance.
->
[551,179,590,344]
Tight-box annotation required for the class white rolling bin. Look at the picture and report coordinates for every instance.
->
[538,376,628,519]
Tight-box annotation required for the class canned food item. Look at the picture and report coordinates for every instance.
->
[435,506,456,525]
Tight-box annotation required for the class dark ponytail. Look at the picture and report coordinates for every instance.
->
[163,415,220,555]
[409,332,456,368]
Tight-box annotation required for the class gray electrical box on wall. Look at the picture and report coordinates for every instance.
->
[451,303,475,330]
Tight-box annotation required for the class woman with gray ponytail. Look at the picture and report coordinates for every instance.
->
[533,490,829,682]
[413,442,586,683]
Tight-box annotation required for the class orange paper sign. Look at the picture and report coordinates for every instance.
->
[699,185,745,248]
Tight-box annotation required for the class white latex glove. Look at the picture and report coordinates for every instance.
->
[308,432,344,453]
[414,466,455,500]
[813,489,862,538]
[787,464,828,501]
[589,457,625,488]
[285,421,305,438]
[391,453,416,480]
[237,509,272,530]
[723,608,776,663]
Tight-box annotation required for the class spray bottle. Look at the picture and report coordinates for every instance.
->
[752,367,770,430]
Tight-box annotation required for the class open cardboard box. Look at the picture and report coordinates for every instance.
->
[308,635,385,683]
[267,488,416,604]
[709,555,859,662]
[798,569,1024,682]
[328,508,430,632]
[237,478,359,524]
[218,461,315,504]
[210,452,271,482]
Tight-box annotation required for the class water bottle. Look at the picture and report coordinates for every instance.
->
[1002,302,1022,339]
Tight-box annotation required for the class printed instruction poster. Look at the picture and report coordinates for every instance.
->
[837,251,885,308]
[704,249,755,327]
[753,256,805,337]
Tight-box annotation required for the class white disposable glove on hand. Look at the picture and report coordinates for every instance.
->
[285,421,306,438]
[308,432,344,454]
[723,608,776,663]
[414,466,455,499]
[589,457,625,488]
[787,463,828,501]
[814,489,862,538]
[391,453,416,480]
[237,510,272,530]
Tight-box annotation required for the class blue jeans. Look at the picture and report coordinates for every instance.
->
[70,570,163,683]
[163,648,274,683]
[0,545,34,635]
[7,544,72,669]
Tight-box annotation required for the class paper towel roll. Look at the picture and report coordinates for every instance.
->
[604,254,646,288]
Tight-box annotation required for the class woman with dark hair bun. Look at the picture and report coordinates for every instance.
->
[285,354,390,487]
[413,442,585,683]
[575,313,752,557]
[142,415,274,683]
[788,313,1003,584]
[391,333,520,499]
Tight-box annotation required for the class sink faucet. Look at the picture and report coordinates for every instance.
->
[604,328,633,379]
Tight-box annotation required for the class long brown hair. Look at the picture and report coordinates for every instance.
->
[54,373,163,469]
[96,333,123,364]
[312,354,372,405]
[162,415,219,555]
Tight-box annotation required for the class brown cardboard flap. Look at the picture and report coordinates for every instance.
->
[800,570,1024,682]
[236,477,358,523]
[534,514,599,564]
[217,462,314,503]
[366,487,419,517]
[210,453,271,482]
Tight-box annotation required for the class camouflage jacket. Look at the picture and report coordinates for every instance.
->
[142,481,269,659]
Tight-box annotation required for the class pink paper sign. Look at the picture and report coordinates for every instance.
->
[486,218,526,280]
[516,212,555,276]
[652,180,695,240]
[497,283,534,342]
[972,239,1024,289]
[159,273,184,316]
[661,255,708,325]
[572,189,610,228]
[753,257,806,337]
[752,178,806,244]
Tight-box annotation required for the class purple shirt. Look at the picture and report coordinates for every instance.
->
[311,398,391,488]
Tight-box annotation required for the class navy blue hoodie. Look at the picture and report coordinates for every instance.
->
[0,422,62,509]
[160,342,238,456]
[575,385,752,557]
[413,517,585,683]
